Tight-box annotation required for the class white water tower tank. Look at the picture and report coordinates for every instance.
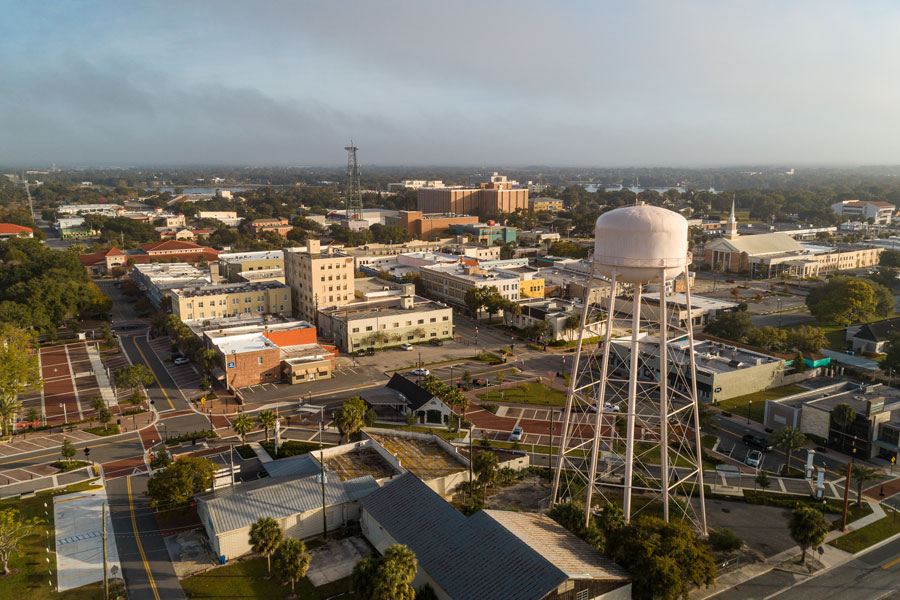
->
[593,204,689,283]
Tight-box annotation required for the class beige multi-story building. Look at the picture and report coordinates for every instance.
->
[284,240,355,322]
[417,182,528,216]
[419,264,519,317]
[218,250,285,282]
[171,281,292,322]
[318,293,453,353]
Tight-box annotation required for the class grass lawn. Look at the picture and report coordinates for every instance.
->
[476,382,567,406]
[717,384,807,423]
[829,507,900,553]
[84,424,120,436]
[260,440,320,459]
[0,480,120,600]
[181,555,356,599]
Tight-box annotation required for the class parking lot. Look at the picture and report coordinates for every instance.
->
[147,336,205,400]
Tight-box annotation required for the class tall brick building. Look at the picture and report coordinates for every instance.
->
[417,181,528,216]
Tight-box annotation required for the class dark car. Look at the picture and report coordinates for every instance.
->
[356,349,366,357]
[742,434,773,452]
[429,338,444,346]
[366,347,375,356]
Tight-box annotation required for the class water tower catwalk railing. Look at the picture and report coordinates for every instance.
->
[550,263,708,534]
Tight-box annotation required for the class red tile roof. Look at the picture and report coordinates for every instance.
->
[141,240,207,252]
[78,247,124,266]
[0,223,33,235]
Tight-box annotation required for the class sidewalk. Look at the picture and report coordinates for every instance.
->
[86,343,118,408]
[693,499,890,599]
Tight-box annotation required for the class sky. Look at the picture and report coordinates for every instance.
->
[2,1,900,167]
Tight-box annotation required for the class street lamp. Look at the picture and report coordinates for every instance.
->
[59,403,67,425]
[747,400,752,425]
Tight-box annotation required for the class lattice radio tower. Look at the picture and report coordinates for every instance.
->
[551,204,707,534]
[344,140,362,220]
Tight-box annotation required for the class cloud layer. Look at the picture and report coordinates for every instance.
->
[2,1,900,166]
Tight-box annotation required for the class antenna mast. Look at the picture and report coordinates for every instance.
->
[344,141,362,220]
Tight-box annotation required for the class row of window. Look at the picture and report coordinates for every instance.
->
[351,315,449,333]
[186,294,288,309]
[186,304,286,319]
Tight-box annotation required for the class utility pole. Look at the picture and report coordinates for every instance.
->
[468,422,474,503]
[320,407,327,539]
[841,438,857,532]
[102,502,108,600]
[548,408,554,482]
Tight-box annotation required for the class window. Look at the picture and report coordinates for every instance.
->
[186,302,193,309]
[233,298,239,304]
[210,310,216,317]
[430,317,436,323]
[198,301,204,308]
[418,319,424,324]
[366,326,373,331]
[575,590,589,600]
[258,356,263,365]
[352,327,359,333]
[245,297,251,303]
[443,316,449,321]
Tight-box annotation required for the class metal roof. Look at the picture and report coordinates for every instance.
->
[260,454,322,479]
[360,473,629,600]
[201,473,378,534]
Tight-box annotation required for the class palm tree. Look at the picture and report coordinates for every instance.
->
[373,545,418,600]
[249,517,283,575]
[850,464,879,507]
[832,403,856,452]
[473,450,499,501]
[334,397,366,443]
[256,410,277,443]
[0,396,23,437]
[771,426,808,475]
[275,538,310,595]
[352,556,379,600]
[232,414,253,445]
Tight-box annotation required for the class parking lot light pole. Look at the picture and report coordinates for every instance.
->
[59,403,67,425]
[747,400,752,425]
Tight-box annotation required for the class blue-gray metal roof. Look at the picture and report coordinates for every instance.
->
[202,474,378,534]
[360,473,628,600]
[261,454,321,479]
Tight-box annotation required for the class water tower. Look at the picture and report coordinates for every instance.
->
[550,204,707,532]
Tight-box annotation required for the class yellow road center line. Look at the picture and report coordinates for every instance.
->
[128,476,160,600]
[883,556,900,569]
[131,336,175,411]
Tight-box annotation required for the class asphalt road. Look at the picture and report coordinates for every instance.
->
[120,333,193,413]
[107,475,186,600]
[770,536,900,599]
[0,432,144,470]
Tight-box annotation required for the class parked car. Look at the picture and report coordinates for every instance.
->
[474,377,487,386]
[400,343,414,351]
[356,349,366,357]
[745,449,763,468]
[742,434,773,452]
[586,402,620,413]
[173,356,190,365]
[429,338,444,346]
[509,426,523,442]
[366,347,375,356]
[411,368,430,377]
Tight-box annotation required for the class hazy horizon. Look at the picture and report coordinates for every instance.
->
[3,1,900,167]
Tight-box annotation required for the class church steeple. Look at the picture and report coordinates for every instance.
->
[725,195,739,240]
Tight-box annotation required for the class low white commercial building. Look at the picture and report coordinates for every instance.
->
[131,263,212,307]
[419,263,520,317]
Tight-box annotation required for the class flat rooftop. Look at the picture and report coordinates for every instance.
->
[324,447,398,481]
[367,433,465,479]
[421,264,519,282]
[320,296,449,322]
[777,380,900,417]
[174,280,289,298]
[642,292,738,312]
[218,250,284,264]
